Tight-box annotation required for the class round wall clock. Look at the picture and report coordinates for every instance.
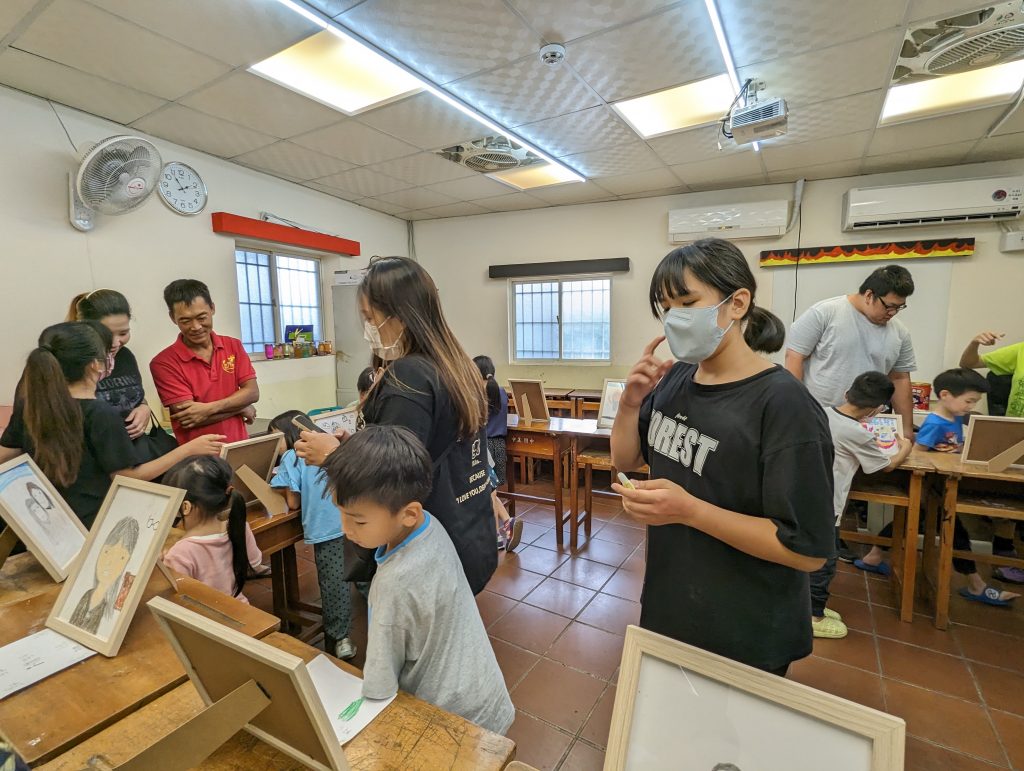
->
[157,161,207,215]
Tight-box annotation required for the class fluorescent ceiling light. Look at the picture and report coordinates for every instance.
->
[703,0,759,151]
[489,163,581,190]
[612,75,736,138]
[250,30,422,115]
[880,60,1024,125]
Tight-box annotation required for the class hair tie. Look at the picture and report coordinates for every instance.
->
[486,373,493,380]
[39,344,54,354]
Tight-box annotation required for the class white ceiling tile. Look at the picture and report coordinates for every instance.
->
[591,168,683,196]
[618,186,693,200]
[766,159,864,183]
[305,0,364,18]
[447,54,601,128]
[868,107,1005,156]
[132,104,276,157]
[669,150,765,185]
[292,120,420,165]
[180,72,344,139]
[357,92,486,150]
[990,103,1024,136]
[303,180,362,200]
[0,0,40,38]
[508,0,680,43]
[528,181,616,204]
[417,201,492,218]
[232,141,353,180]
[15,0,230,100]
[648,125,746,166]
[517,105,637,157]
[354,197,410,215]
[315,167,412,197]
[83,0,318,67]
[423,174,512,200]
[569,3,723,102]
[861,141,976,174]
[376,186,459,210]
[781,90,887,144]
[966,131,1024,163]
[0,48,166,124]
[686,174,767,191]
[562,141,663,177]
[906,0,990,24]
[402,210,441,220]
[340,0,536,85]
[761,131,871,172]
[365,151,474,186]
[737,30,900,108]
[720,0,906,68]
[476,192,548,211]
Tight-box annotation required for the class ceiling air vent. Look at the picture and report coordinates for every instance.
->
[436,136,544,174]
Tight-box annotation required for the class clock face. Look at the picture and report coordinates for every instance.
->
[158,162,207,215]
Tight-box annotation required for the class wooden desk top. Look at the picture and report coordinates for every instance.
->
[507,414,608,437]
[0,552,54,606]
[925,451,1024,482]
[41,632,516,770]
[568,388,603,400]
[1,570,278,765]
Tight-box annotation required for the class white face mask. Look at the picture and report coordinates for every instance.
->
[662,294,734,364]
[363,317,404,361]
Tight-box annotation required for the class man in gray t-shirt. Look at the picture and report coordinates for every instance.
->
[785,265,917,437]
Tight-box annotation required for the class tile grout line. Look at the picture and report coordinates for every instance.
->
[962,657,1015,770]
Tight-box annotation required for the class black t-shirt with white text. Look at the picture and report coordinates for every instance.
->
[638,363,835,671]
[362,355,497,594]
[96,347,146,419]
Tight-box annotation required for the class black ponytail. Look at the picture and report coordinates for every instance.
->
[225,489,249,598]
[649,237,785,354]
[472,355,501,418]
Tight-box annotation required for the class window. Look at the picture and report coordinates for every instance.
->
[511,277,611,362]
[235,248,323,354]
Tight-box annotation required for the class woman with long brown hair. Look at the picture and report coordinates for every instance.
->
[296,256,496,593]
[0,322,224,528]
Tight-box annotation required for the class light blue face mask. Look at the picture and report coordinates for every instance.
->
[663,294,734,364]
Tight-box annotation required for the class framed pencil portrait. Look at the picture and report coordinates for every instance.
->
[606,626,905,771]
[597,378,627,430]
[220,432,284,507]
[46,477,184,657]
[0,454,87,581]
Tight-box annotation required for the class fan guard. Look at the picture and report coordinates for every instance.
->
[75,135,162,216]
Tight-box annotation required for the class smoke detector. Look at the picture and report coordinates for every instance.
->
[539,43,566,66]
[435,136,544,173]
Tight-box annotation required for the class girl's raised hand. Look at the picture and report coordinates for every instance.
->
[621,336,672,409]
[186,433,226,456]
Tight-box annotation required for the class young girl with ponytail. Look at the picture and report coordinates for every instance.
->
[0,322,223,528]
[162,456,263,602]
[610,238,835,676]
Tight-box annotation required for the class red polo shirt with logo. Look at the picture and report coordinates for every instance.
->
[150,332,257,444]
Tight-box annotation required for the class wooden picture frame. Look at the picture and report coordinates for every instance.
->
[606,625,905,771]
[597,378,627,430]
[0,454,87,581]
[46,477,184,657]
[220,433,283,507]
[509,379,550,423]
[859,414,905,456]
[147,596,350,771]
[312,407,359,435]
[962,415,1024,472]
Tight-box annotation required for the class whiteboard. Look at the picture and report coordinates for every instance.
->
[624,655,873,771]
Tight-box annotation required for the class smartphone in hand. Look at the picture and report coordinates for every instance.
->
[291,414,325,434]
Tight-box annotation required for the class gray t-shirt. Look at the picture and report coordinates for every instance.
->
[788,295,916,407]
[826,408,891,525]
[362,514,514,735]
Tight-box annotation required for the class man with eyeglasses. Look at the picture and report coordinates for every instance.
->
[785,264,917,439]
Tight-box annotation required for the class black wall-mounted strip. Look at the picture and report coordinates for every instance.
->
[488,258,630,279]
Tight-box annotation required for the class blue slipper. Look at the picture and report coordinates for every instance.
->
[959,586,1014,606]
[854,559,891,576]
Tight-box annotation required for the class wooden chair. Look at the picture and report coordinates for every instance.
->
[576,446,649,540]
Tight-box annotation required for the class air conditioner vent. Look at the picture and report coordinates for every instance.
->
[843,178,1024,231]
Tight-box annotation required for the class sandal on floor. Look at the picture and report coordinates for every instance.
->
[959,586,1015,606]
[853,559,891,576]
[823,607,843,622]
[993,565,1024,584]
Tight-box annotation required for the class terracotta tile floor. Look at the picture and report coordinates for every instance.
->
[248,476,1024,771]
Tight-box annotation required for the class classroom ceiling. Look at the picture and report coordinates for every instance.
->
[2,0,1024,220]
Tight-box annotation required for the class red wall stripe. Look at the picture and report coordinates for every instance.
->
[211,212,361,256]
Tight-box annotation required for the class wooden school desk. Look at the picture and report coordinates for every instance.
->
[0,563,278,765]
[0,550,54,606]
[567,388,603,419]
[921,452,1024,629]
[39,631,516,770]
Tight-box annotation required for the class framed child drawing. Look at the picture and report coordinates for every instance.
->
[859,414,904,456]
[597,379,627,430]
[0,455,87,581]
[312,407,359,436]
[46,477,184,657]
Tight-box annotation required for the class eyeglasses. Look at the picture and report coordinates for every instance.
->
[875,296,907,313]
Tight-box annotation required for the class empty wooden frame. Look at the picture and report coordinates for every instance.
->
[220,433,284,507]
[963,415,1024,472]
[508,379,549,423]
[605,625,905,771]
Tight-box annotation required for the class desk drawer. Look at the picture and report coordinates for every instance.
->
[507,431,557,457]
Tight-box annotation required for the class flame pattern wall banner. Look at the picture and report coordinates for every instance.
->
[759,239,975,268]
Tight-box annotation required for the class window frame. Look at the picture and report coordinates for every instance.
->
[507,273,613,365]
[234,244,325,359]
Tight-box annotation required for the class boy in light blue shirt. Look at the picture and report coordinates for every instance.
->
[270,411,355,660]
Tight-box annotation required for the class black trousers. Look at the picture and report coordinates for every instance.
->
[808,527,839,617]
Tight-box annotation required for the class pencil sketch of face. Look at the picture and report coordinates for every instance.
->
[69,516,140,635]
[26,497,51,528]
[27,482,54,511]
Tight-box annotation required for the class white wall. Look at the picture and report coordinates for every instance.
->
[0,85,408,415]
[416,159,1024,389]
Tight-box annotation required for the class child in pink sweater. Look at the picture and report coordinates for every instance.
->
[162,456,263,603]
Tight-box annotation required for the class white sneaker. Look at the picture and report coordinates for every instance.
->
[334,638,357,660]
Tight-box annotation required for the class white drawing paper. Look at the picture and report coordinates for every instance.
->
[306,653,394,744]
[860,414,903,456]
[313,409,359,436]
[0,629,96,700]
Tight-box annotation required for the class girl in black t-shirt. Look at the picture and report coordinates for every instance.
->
[610,238,835,675]
[0,323,225,528]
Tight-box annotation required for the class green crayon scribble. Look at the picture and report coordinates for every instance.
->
[339,697,363,721]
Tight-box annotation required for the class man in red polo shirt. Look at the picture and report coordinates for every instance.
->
[150,279,259,444]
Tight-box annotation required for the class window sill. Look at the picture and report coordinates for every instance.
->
[510,359,612,367]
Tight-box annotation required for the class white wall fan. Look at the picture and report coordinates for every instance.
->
[68,135,162,231]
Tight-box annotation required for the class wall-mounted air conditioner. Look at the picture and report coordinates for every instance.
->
[668,200,790,243]
[842,176,1024,231]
